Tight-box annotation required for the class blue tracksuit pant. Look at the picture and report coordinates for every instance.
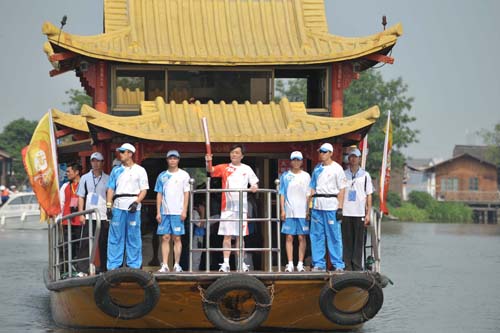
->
[107,208,142,270]
[310,209,345,269]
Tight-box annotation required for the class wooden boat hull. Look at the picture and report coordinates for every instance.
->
[46,270,385,330]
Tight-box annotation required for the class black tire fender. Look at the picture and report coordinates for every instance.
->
[202,274,271,332]
[319,272,384,326]
[94,267,160,320]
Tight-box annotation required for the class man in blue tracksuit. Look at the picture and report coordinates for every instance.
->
[309,143,347,272]
[106,143,149,270]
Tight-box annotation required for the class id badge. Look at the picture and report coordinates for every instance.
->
[90,193,99,205]
[348,190,357,202]
[70,197,79,207]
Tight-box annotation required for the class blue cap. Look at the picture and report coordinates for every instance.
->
[166,150,180,158]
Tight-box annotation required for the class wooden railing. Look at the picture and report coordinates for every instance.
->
[438,191,500,202]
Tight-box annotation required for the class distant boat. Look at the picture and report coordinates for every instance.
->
[0,192,45,230]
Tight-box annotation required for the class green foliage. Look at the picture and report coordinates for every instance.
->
[274,79,307,103]
[387,191,402,208]
[344,70,418,174]
[427,202,473,223]
[392,203,429,222]
[408,191,435,209]
[63,89,92,115]
[478,122,500,165]
[0,118,38,185]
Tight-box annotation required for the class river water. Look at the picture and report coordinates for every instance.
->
[1,222,499,332]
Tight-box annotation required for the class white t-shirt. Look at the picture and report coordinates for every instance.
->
[76,170,110,220]
[154,169,190,215]
[279,170,311,218]
[212,163,259,213]
[107,164,149,210]
[310,162,347,211]
[343,168,373,217]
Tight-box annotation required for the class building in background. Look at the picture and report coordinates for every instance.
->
[0,149,12,186]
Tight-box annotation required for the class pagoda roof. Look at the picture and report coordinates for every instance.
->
[42,0,402,66]
[52,98,379,143]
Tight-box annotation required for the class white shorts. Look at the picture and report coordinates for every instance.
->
[218,211,248,236]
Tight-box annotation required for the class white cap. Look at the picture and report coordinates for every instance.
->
[90,152,104,161]
[290,151,303,160]
[348,148,361,157]
[166,150,180,158]
[318,143,334,152]
[0,185,5,190]
[116,143,136,153]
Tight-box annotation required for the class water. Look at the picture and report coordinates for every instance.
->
[1,222,500,332]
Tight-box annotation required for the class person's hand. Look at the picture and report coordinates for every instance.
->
[181,210,187,221]
[250,184,258,193]
[106,208,113,221]
[335,208,343,222]
[205,154,213,162]
[128,202,138,213]
[79,215,86,225]
[156,213,161,223]
[364,213,371,226]
[280,211,286,221]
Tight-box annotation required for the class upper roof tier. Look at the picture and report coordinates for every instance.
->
[42,0,402,66]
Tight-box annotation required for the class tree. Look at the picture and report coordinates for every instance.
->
[479,122,500,165]
[344,70,418,175]
[274,79,307,103]
[63,89,92,115]
[0,119,38,185]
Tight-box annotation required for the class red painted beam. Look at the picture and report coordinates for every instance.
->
[49,68,71,77]
[49,52,77,62]
[55,128,74,138]
[363,53,394,64]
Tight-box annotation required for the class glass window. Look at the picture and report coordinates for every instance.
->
[168,70,271,104]
[9,197,25,205]
[468,177,479,191]
[114,70,165,110]
[274,69,326,109]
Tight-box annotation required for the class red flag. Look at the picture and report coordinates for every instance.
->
[379,111,392,215]
[22,111,61,219]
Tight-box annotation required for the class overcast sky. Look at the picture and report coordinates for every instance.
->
[0,0,499,159]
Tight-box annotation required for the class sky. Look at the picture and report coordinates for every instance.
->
[0,0,499,159]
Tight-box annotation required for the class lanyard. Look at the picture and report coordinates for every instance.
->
[350,168,359,188]
[92,173,102,189]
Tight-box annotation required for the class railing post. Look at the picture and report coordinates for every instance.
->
[189,178,195,272]
[275,179,281,272]
[238,190,244,272]
[205,178,211,273]
[67,219,72,276]
[267,191,272,272]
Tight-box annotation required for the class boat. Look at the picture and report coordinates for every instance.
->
[0,192,44,230]
[35,0,401,330]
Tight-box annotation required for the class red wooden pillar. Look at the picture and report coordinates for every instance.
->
[94,61,108,113]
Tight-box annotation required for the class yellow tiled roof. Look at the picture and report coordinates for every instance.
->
[52,98,379,142]
[52,109,89,132]
[42,0,402,66]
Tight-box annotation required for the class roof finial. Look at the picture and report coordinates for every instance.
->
[57,15,67,45]
[382,15,387,31]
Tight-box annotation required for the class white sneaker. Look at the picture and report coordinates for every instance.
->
[285,263,294,272]
[219,263,230,272]
[242,262,250,272]
[312,266,326,272]
[296,263,305,272]
[174,263,183,273]
[158,263,169,273]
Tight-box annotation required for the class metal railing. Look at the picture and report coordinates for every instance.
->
[188,179,281,273]
[48,208,101,281]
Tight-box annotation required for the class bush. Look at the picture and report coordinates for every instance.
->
[428,202,473,223]
[387,191,402,208]
[392,203,429,222]
[408,191,435,209]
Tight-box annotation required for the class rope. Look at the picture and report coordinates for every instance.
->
[328,276,339,293]
[366,272,376,291]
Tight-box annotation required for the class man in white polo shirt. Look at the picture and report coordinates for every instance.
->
[106,143,149,270]
[77,152,110,273]
[342,148,373,271]
[155,150,190,273]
